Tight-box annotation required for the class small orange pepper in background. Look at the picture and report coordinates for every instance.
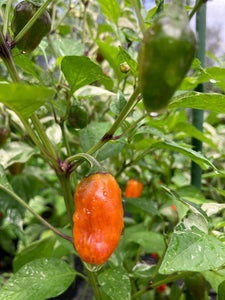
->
[73,172,124,265]
[171,205,176,211]
[125,179,143,198]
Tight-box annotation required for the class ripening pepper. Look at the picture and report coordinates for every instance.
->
[138,4,196,112]
[11,1,51,53]
[73,172,124,265]
[125,179,143,198]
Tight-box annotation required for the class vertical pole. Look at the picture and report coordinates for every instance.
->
[191,2,207,190]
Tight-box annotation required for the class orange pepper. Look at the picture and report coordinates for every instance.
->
[73,172,124,265]
[125,179,143,198]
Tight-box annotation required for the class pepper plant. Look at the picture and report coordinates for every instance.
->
[1,0,225,299]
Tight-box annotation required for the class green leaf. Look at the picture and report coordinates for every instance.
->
[218,280,225,300]
[118,46,138,76]
[206,66,225,89]
[98,267,131,300]
[0,258,76,300]
[0,83,54,119]
[201,203,225,217]
[97,40,124,80]
[0,142,38,168]
[132,263,155,279]
[13,236,56,273]
[96,0,120,24]
[12,49,39,79]
[202,269,225,293]
[61,56,112,94]
[153,139,217,171]
[110,91,127,115]
[0,164,13,191]
[124,197,160,216]
[53,38,84,57]
[0,165,24,223]
[159,212,225,273]
[169,92,225,113]
[80,122,125,161]
[173,122,218,150]
[125,231,165,255]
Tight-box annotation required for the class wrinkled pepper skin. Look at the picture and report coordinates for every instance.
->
[73,172,124,265]
[138,6,196,112]
[125,179,143,198]
[11,1,51,53]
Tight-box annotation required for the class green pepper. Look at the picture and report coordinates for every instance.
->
[68,104,90,129]
[11,1,51,53]
[138,4,196,113]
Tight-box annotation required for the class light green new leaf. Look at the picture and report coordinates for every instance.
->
[0,258,76,300]
[98,267,131,300]
[0,83,54,119]
[96,0,120,24]
[61,56,112,94]
[169,92,225,113]
[159,213,225,274]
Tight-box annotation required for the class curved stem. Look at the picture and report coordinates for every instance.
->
[0,184,73,243]
[67,153,101,169]
[12,0,52,46]
[189,0,206,20]
[30,114,58,162]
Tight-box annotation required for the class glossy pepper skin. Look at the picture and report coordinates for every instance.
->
[68,104,90,129]
[138,5,196,112]
[73,172,124,265]
[125,179,143,198]
[11,1,51,53]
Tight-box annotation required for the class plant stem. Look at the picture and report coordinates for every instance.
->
[85,270,102,300]
[0,184,73,243]
[131,273,188,299]
[189,0,206,20]
[30,113,58,161]
[0,29,20,82]
[3,0,13,37]
[12,0,52,46]
[131,0,146,35]
[87,86,140,156]
[58,174,75,229]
